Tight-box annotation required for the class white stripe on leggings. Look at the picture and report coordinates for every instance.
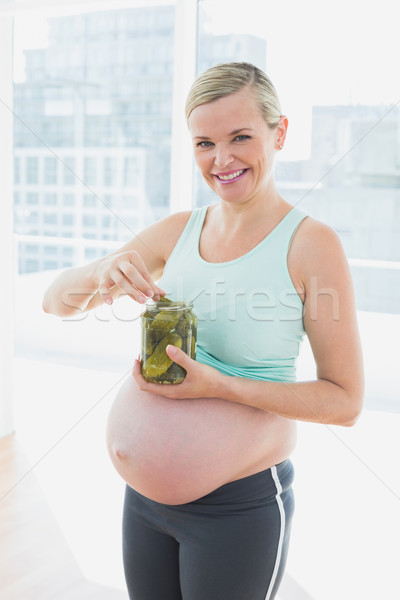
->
[264,465,286,600]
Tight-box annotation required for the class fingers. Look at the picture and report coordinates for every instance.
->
[166,345,191,366]
[98,279,115,305]
[98,250,166,305]
[127,251,166,301]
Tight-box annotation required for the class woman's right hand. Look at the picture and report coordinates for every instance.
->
[96,250,166,306]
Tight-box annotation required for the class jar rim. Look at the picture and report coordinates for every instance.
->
[144,299,193,311]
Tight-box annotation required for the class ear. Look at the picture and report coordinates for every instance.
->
[275,115,288,150]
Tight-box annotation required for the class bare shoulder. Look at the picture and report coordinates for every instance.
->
[154,209,193,263]
[288,215,349,298]
[293,214,343,253]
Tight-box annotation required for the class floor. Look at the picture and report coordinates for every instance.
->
[0,433,128,600]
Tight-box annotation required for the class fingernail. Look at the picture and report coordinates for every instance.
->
[138,296,146,304]
[105,297,112,305]
[166,344,176,356]
[146,289,154,298]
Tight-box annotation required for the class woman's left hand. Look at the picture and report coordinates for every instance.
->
[131,344,223,399]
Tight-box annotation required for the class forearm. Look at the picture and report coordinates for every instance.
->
[216,374,362,427]
[42,259,102,317]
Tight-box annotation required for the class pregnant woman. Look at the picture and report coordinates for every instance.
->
[43,62,364,600]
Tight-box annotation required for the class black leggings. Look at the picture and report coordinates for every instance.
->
[122,459,295,600]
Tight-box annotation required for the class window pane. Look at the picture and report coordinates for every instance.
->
[63,157,76,185]
[196,0,400,316]
[44,156,58,184]
[103,157,118,187]
[26,157,38,183]
[63,193,75,206]
[44,193,57,205]
[83,157,97,186]
[13,2,176,274]
[14,156,21,183]
[26,192,39,204]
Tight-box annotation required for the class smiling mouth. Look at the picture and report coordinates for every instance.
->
[215,169,247,181]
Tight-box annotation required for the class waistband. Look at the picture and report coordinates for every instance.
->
[130,460,294,515]
[191,459,294,507]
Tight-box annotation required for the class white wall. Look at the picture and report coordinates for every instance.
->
[0,16,15,437]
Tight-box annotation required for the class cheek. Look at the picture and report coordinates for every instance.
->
[195,154,212,176]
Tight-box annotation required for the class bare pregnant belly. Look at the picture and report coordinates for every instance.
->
[106,376,297,504]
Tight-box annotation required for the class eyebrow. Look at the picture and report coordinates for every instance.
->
[193,128,255,140]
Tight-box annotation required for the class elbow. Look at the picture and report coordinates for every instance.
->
[341,414,360,428]
[42,293,73,318]
[42,290,60,316]
[42,296,51,314]
[42,294,52,315]
[339,394,364,427]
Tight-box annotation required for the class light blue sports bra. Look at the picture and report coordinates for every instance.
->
[158,204,309,382]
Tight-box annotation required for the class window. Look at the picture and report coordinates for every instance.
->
[84,157,98,186]
[103,156,117,186]
[25,244,39,253]
[85,247,102,260]
[124,156,139,186]
[44,214,57,224]
[26,156,39,183]
[62,214,75,226]
[13,2,177,272]
[26,211,39,224]
[44,156,57,184]
[26,192,39,204]
[63,194,75,206]
[44,193,57,205]
[44,245,58,255]
[14,156,21,183]
[24,258,39,272]
[83,215,96,227]
[84,194,97,207]
[43,260,59,269]
[63,157,76,185]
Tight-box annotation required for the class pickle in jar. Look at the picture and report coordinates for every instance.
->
[140,299,197,384]
[142,332,182,380]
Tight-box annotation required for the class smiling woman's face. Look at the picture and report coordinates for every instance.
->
[188,86,285,205]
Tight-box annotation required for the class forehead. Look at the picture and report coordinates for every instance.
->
[188,88,264,136]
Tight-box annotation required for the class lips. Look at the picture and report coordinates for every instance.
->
[214,168,248,183]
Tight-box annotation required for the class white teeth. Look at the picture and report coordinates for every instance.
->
[217,169,245,180]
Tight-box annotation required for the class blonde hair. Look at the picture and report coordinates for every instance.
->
[185,62,282,129]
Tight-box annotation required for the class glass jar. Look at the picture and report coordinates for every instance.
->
[140,298,197,384]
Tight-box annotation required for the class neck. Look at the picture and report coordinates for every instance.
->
[216,188,290,236]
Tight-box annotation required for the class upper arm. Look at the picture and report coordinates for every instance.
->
[85,209,192,310]
[296,219,364,411]
[110,209,192,280]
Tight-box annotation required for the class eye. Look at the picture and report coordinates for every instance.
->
[196,140,214,148]
[234,134,251,142]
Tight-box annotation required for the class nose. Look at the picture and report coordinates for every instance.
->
[213,144,234,170]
